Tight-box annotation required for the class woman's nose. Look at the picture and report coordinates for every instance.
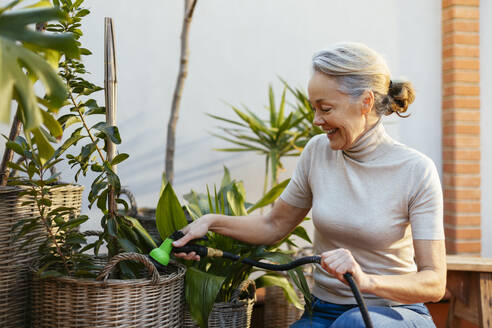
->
[313,111,324,126]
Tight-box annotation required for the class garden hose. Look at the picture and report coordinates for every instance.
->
[149,231,374,328]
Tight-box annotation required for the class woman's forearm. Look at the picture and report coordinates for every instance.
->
[204,213,284,245]
[365,270,446,304]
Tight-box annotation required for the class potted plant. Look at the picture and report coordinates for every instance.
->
[155,167,312,328]
[0,2,82,326]
[3,1,186,326]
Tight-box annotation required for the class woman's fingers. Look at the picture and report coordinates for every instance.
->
[321,248,359,283]
[174,251,200,261]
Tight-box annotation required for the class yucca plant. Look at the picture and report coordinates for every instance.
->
[208,86,308,196]
[155,167,312,328]
[280,79,324,151]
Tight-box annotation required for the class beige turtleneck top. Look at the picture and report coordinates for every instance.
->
[280,120,444,306]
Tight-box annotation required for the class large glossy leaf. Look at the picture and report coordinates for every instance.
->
[155,183,188,240]
[247,178,289,213]
[186,267,226,328]
[125,216,158,249]
[225,183,247,216]
[255,273,303,309]
[0,7,79,129]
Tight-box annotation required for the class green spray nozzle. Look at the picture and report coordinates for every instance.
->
[149,237,174,266]
[149,230,209,266]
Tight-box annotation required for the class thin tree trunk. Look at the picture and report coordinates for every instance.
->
[0,111,21,186]
[165,0,197,185]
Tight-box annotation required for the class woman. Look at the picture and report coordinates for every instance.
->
[173,42,446,327]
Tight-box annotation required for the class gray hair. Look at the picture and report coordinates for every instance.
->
[312,42,415,117]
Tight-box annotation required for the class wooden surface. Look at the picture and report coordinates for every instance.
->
[446,255,492,328]
[447,256,492,272]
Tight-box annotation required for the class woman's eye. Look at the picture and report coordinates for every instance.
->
[321,107,332,113]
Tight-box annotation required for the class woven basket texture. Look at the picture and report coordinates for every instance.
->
[263,286,303,328]
[0,184,83,328]
[30,252,186,328]
[183,280,256,328]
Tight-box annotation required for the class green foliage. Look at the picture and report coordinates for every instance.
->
[0,1,79,161]
[5,0,153,280]
[155,168,311,328]
[7,136,97,278]
[209,81,324,200]
[279,79,324,151]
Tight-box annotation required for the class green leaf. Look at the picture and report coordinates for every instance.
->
[0,8,79,56]
[60,215,88,230]
[111,153,129,166]
[255,273,303,309]
[31,127,55,164]
[225,183,247,216]
[186,267,226,328]
[40,108,62,139]
[5,140,24,156]
[247,178,289,213]
[125,216,158,249]
[290,225,312,244]
[117,238,139,253]
[92,122,121,144]
[0,8,80,129]
[155,183,188,240]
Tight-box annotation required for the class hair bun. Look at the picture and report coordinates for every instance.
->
[387,79,415,117]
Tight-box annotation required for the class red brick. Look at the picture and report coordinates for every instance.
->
[443,163,480,174]
[442,124,480,135]
[443,85,480,97]
[442,20,480,33]
[443,175,480,187]
[443,188,481,200]
[445,227,481,239]
[446,240,481,254]
[443,149,480,160]
[444,214,481,226]
[442,135,480,147]
[443,71,479,83]
[443,33,479,46]
[442,110,480,122]
[443,58,480,71]
[442,6,479,20]
[443,45,480,58]
[442,98,480,109]
[444,200,481,213]
[442,0,480,7]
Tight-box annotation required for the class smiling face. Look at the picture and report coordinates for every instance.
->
[308,71,377,150]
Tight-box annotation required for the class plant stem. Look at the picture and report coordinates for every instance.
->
[0,109,22,186]
[27,161,71,275]
[165,0,198,185]
[68,91,105,163]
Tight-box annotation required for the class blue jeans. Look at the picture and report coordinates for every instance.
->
[290,296,436,327]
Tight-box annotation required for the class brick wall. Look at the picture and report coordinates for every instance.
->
[442,0,481,254]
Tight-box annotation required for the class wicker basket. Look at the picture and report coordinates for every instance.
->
[262,246,315,328]
[184,280,256,328]
[30,252,186,327]
[263,286,303,328]
[0,184,83,328]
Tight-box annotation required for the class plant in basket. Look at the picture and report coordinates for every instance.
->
[3,1,186,327]
[154,167,312,328]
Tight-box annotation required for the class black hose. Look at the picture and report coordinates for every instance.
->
[172,245,374,328]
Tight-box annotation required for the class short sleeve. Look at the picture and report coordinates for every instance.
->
[408,158,444,240]
[279,138,315,209]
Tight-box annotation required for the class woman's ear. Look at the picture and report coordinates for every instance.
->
[360,90,375,115]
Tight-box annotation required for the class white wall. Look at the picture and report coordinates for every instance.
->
[1,1,443,236]
[481,1,491,257]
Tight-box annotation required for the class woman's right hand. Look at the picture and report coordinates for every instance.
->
[172,214,213,261]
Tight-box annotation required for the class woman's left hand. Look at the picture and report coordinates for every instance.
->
[320,248,373,293]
